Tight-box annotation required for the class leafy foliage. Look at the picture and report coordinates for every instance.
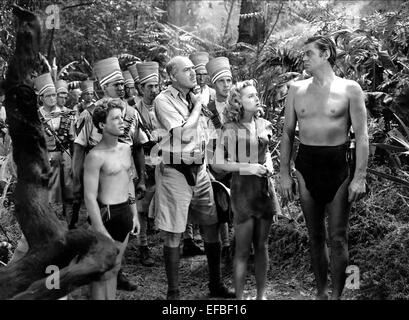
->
[354,224,409,299]
[2,0,409,299]
[0,0,228,81]
[244,1,409,129]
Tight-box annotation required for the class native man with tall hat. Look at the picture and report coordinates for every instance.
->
[132,61,162,267]
[72,57,148,296]
[127,62,143,107]
[205,56,234,259]
[35,73,75,206]
[55,79,69,110]
[71,79,95,121]
[205,56,234,178]
[206,57,233,131]
[55,78,76,203]
[189,51,215,106]
[9,73,75,266]
[123,70,137,100]
[66,81,82,111]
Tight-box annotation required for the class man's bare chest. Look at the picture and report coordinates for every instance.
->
[294,86,349,119]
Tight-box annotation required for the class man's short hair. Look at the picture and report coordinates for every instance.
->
[305,35,337,67]
[92,98,123,134]
[165,56,188,78]
[165,57,178,78]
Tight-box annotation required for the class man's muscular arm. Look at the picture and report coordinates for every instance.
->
[279,84,297,202]
[348,80,369,202]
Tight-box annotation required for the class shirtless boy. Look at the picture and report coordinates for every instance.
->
[84,99,140,300]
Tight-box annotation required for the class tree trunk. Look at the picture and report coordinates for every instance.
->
[0,5,118,300]
[167,0,187,26]
[222,0,236,42]
[166,0,199,27]
[237,0,265,45]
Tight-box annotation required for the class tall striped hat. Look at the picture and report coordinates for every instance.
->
[34,73,56,96]
[68,81,81,91]
[55,79,68,94]
[189,52,210,74]
[80,80,94,94]
[206,57,232,84]
[128,63,140,82]
[136,62,159,85]
[123,70,135,87]
[93,57,124,87]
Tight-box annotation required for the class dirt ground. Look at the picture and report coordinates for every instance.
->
[1,203,359,300]
[67,209,358,301]
[69,230,316,301]
[1,168,406,300]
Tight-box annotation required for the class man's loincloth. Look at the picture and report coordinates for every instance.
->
[295,143,350,205]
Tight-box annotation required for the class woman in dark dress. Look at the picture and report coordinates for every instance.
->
[212,80,280,300]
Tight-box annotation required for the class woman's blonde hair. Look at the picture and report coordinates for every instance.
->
[224,79,258,123]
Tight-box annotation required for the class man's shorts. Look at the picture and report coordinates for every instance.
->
[154,163,218,233]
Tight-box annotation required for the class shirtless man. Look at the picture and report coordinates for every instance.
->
[84,99,140,300]
[279,35,369,300]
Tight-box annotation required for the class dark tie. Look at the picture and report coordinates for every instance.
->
[186,92,194,112]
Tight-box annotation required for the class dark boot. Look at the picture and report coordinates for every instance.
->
[117,269,137,291]
[204,242,235,298]
[164,246,180,300]
[139,245,155,267]
[183,238,204,257]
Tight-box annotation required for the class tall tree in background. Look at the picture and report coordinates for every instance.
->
[222,0,237,43]
[0,4,118,300]
[0,0,193,73]
[237,0,266,45]
[166,0,201,27]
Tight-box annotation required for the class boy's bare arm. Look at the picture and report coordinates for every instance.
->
[83,151,113,240]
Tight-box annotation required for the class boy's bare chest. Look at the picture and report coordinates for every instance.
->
[101,150,131,176]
